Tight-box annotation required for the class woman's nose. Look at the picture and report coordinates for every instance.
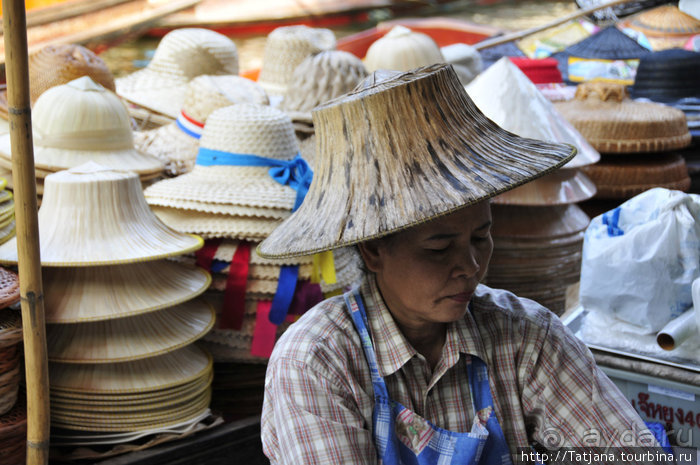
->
[451,248,480,279]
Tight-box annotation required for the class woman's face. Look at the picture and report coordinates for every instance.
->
[359,202,493,329]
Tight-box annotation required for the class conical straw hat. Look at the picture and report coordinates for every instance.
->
[363,25,445,73]
[144,103,300,211]
[47,300,215,363]
[491,203,590,239]
[620,5,700,50]
[257,25,336,98]
[465,57,599,169]
[49,344,211,394]
[116,28,239,118]
[43,261,211,323]
[554,81,692,153]
[0,162,203,266]
[0,44,115,119]
[493,168,597,205]
[281,50,367,125]
[135,75,269,176]
[0,77,164,176]
[258,64,576,258]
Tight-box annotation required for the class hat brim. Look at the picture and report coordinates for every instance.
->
[492,169,597,206]
[116,68,189,119]
[0,135,164,176]
[47,299,215,363]
[43,261,211,323]
[144,165,297,210]
[135,123,199,176]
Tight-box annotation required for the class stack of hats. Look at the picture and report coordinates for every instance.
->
[619,4,700,50]
[257,25,336,102]
[0,163,214,435]
[551,26,650,84]
[144,103,362,365]
[280,50,367,141]
[135,75,269,176]
[555,81,693,216]
[466,57,598,314]
[0,267,23,464]
[116,28,239,120]
[0,77,164,200]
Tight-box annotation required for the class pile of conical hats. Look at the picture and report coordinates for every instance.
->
[0,162,214,434]
[466,57,599,314]
[0,267,22,463]
[0,77,164,200]
[555,81,692,217]
[144,103,362,364]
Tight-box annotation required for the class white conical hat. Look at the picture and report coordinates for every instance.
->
[0,162,202,266]
[0,77,164,176]
[46,300,215,363]
[116,28,239,118]
[465,57,599,169]
[364,25,445,73]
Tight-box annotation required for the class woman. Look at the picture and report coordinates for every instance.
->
[258,64,659,464]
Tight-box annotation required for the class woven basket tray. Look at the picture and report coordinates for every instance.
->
[582,153,691,199]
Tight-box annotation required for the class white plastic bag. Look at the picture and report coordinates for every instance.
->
[579,188,700,333]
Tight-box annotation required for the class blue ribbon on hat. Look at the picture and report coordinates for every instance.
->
[196,147,313,326]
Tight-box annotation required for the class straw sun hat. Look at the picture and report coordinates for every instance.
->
[258,64,576,258]
[144,103,305,239]
[280,50,367,130]
[134,75,269,176]
[0,162,202,266]
[116,28,239,119]
[0,43,115,120]
[363,25,445,73]
[257,25,336,99]
[0,76,163,178]
[620,5,700,50]
[554,81,692,153]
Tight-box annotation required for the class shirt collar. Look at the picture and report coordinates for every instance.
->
[360,275,488,377]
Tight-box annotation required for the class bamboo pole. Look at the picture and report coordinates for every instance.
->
[473,0,637,50]
[1,0,50,464]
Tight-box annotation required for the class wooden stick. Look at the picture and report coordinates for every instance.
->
[1,0,50,464]
[474,0,635,50]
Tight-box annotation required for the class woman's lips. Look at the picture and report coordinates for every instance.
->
[449,292,473,303]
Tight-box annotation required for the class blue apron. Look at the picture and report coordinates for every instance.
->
[344,289,514,465]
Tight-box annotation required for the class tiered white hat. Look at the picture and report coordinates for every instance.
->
[135,75,269,176]
[116,28,239,118]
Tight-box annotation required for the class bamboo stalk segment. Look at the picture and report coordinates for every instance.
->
[1,0,50,462]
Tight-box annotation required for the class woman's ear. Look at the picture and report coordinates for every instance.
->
[357,240,383,273]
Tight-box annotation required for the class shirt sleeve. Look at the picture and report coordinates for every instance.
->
[261,356,378,465]
[518,313,663,463]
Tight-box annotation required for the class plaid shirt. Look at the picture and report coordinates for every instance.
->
[262,275,658,464]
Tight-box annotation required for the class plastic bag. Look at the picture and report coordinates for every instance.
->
[579,188,700,333]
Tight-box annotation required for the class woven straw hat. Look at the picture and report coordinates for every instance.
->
[466,57,599,169]
[493,169,597,206]
[116,28,239,118]
[135,75,269,176]
[257,25,336,98]
[631,49,700,103]
[620,5,700,50]
[0,44,115,120]
[281,50,367,126]
[580,153,691,199]
[0,267,19,310]
[43,261,211,323]
[0,162,202,266]
[554,81,692,153]
[144,103,300,216]
[364,25,445,73]
[47,300,215,363]
[551,26,650,83]
[0,77,164,177]
[258,64,576,258]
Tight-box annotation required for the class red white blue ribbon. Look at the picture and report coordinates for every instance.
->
[175,110,204,139]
